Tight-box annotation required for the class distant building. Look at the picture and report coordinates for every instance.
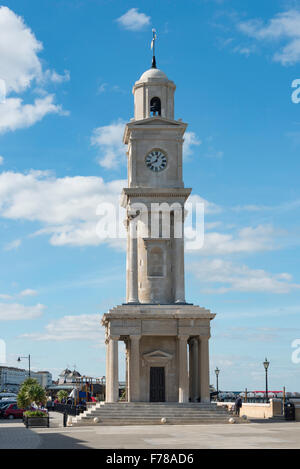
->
[58,368,81,385]
[35,371,53,388]
[0,366,52,392]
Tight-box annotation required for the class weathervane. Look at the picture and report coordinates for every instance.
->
[151,28,157,68]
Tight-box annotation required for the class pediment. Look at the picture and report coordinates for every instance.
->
[134,118,181,127]
[123,117,187,143]
[143,350,173,360]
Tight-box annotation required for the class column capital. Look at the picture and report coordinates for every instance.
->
[130,334,141,341]
[178,335,189,342]
[198,335,210,342]
[107,335,119,343]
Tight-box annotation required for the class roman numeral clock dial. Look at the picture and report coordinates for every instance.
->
[145,150,167,172]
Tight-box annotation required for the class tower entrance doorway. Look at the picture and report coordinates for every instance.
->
[150,367,165,402]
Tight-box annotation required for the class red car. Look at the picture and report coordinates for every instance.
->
[2,403,25,419]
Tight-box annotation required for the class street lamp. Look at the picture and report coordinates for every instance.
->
[263,358,270,402]
[17,354,31,377]
[215,367,220,401]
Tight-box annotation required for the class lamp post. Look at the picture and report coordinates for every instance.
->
[17,354,31,377]
[215,367,220,401]
[263,358,270,403]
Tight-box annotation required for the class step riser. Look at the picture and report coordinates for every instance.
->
[86,412,228,418]
[82,415,228,419]
[73,420,230,426]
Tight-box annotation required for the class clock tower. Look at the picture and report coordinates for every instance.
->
[102,60,215,404]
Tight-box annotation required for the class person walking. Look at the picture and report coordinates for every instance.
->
[235,396,242,416]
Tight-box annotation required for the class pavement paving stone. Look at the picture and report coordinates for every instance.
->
[0,420,299,449]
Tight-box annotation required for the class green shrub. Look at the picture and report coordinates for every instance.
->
[24,410,47,418]
[17,377,47,409]
[57,390,69,402]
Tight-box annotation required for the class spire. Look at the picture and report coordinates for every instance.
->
[151,28,157,68]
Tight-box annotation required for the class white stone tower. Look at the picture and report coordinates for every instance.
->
[102,58,215,404]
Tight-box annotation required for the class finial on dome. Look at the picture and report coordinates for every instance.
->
[151,28,157,68]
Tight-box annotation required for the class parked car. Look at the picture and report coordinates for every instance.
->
[0,400,16,408]
[0,403,11,418]
[1,403,25,419]
[0,393,17,400]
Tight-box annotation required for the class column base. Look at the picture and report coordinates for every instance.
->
[201,397,210,403]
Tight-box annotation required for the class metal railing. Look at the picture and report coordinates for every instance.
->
[53,403,86,416]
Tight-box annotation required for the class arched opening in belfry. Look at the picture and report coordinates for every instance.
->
[150,97,161,116]
[148,246,164,276]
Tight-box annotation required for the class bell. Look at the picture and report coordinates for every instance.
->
[150,97,161,116]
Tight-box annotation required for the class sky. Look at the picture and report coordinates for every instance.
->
[0,0,300,392]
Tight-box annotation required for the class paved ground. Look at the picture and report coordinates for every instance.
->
[0,418,299,449]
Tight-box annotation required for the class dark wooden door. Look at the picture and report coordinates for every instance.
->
[150,367,165,402]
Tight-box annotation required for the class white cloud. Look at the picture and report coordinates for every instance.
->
[22,314,104,341]
[233,199,300,213]
[233,45,256,57]
[216,326,298,343]
[202,136,223,159]
[0,6,42,93]
[0,170,125,247]
[19,289,37,297]
[189,258,300,293]
[97,82,107,94]
[0,156,3,165]
[0,95,67,134]
[188,194,222,215]
[183,132,202,160]
[42,69,70,84]
[0,302,44,320]
[238,9,300,65]
[116,8,150,31]
[4,238,21,251]
[186,224,279,254]
[91,119,126,169]
[97,83,125,95]
[0,294,12,300]
[0,6,68,133]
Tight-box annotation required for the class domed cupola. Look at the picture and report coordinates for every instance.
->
[132,63,176,121]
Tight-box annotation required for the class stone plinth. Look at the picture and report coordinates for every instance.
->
[102,304,215,404]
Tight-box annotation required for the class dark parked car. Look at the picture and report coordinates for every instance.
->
[0,400,16,408]
[0,403,13,418]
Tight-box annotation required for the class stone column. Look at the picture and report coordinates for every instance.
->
[106,337,119,403]
[178,336,189,403]
[198,336,210,403]
[127,220,138,303]
[174,208,185,303]
[125,341,129,401]
[191,338,199,402]
[188,339,193,401]
[126,231,130,303]
[128,335,141,402]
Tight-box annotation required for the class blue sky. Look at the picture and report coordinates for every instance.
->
[0,0,300,391]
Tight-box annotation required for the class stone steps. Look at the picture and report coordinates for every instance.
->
[71,402,235,426]
[83,411,228,418]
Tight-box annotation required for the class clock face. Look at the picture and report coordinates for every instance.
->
[145,150,167,172]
